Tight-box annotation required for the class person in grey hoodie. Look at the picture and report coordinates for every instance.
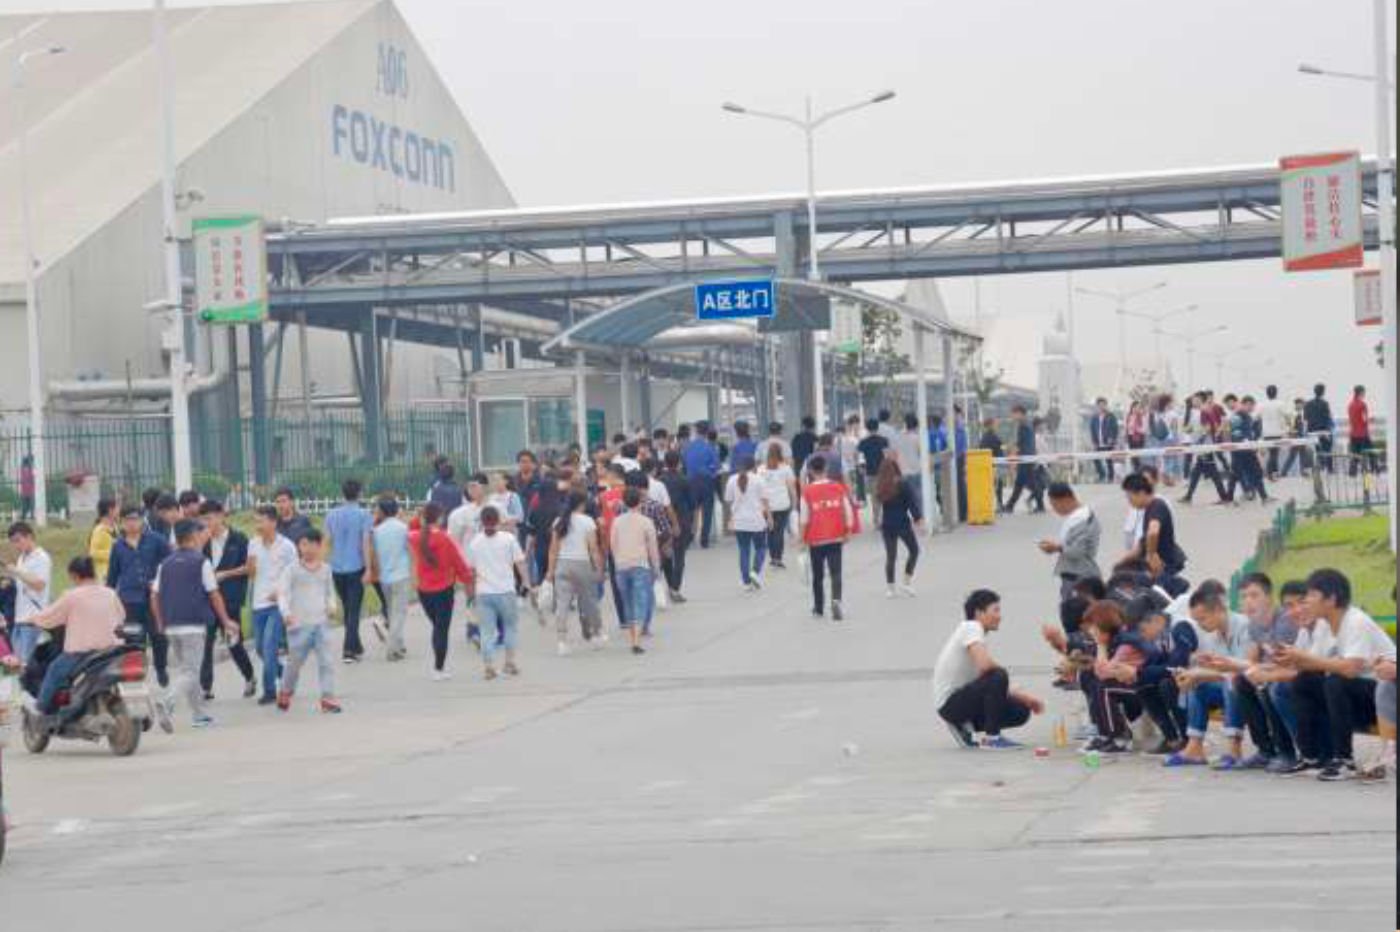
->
[1037,482,1102,601]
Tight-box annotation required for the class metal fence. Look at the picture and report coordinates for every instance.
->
[0,407,472,519]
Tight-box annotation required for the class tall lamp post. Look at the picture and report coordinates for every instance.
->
[1298,0,1397,552]
[13,43,66,527]
[1074,281,1168,401]
[722,89,896,431]
[1204,342,1256,390]
[1160,322,1229,390]
[1119,302,1199,384]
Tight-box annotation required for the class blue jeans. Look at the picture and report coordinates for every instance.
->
[1186,680,1242,739]
[1265,681,1299,742]
[37,651,91,714]
[617,567,655,632]
[10,623,40,666]
[735,530,767,584]
[283,623,335,699]
[475,593,519,664]
[251,607,285,699]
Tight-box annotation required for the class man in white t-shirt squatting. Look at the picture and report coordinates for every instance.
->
[932,589,1044,750]
[1274,568,1398,782]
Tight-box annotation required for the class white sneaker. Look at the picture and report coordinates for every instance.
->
[432,670,453,682]
[899,581,917,597]
[885,585,896,599]
[557,640,571,657]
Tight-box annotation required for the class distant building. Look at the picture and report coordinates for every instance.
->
[0,0,513,419]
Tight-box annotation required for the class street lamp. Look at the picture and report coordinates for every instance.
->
[1299,0,1397,553]
[1297,62,1395,89]
[1120,302,1198,383]
[722,89,897,430]
[1074,281,1168,399]
[1204,342,1255,390]
[1160,322,1228,390]
[13,43,66,527]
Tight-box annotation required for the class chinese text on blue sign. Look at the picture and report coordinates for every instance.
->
[695,279,776,320]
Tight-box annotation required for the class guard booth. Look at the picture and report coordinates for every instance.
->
[467,368,712,471]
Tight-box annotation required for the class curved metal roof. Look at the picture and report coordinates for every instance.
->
[542,278,981,355]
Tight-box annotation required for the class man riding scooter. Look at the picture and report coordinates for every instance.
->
[21,557,125,719]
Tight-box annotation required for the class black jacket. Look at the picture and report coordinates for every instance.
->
[1090,412,1120,448]
[204,529,250,613]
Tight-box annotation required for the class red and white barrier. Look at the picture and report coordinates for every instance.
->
[991,436,1318,468]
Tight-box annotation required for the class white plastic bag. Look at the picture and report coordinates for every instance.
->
[653,577,671,612]
[536,579,556,615]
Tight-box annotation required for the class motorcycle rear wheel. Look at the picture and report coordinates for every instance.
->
[21,712,49,755]
[107,708,141,757]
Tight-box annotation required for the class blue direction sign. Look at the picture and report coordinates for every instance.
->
[694,279,776,320]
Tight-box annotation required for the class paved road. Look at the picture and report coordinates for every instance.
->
[2,478,1393,930]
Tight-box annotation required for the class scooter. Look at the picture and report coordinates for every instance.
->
[20,644,156,757]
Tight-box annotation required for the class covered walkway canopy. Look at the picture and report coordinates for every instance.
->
[543,278,981,530]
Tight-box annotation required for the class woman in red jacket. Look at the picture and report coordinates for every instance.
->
[409,503,474,680]
[799,454,856,621]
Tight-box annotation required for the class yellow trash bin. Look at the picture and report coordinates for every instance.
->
[965,448,996,525]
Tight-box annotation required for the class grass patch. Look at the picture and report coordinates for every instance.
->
[1269,512,1396,619]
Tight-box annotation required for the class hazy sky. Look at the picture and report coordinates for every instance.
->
[9,0,1397,400]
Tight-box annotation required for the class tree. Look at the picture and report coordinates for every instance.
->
[833,305,910,414]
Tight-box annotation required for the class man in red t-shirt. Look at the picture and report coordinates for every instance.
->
[799,454,856,621]
[1346,385,1374,475]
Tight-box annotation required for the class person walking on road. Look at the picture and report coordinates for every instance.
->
[275,529,342,714]
[370,496,413,661]
[857,417,890,523]
[324,479,374,663]
[799,455,856,622]
[1257,384,1290,480]
[658,451,694,601]
[682,425,720,549]
[87,497,118,585]
[246,506,298,705]
[2,521,52,666]
[874,458,922,599]
[273,488,313,545]
[106,507,171,685]
[725,456,771,592]
[758,444,797,570]
[1347,385,1374,475]
[151,519,239,728]
[547,492,604,654]
[410,502,474,681]
[465,506,529,680]
[1002,405,1045,514]
[791,416,819,475]
[1302,383,1334,474]
[1089,398,1120,482]
[1182,390,1233,505]
[198,500,255,700]
[610,488,660,655]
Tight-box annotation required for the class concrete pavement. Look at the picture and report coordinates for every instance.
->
[0,476,1393,930]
